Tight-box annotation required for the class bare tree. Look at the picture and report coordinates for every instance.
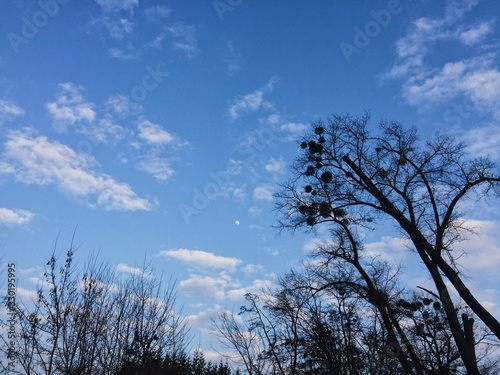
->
[109,263,190,374]
[276,113,500,374]
[213,258,408,375]
[1,240,189,375]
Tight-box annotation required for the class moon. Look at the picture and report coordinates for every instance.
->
[235,220,240,225]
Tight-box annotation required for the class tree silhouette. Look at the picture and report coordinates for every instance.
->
[0,240,200,375]
[276,113,500,374]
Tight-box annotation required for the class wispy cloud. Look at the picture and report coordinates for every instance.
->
[0,129,151,211]
[223,41,240,76]
[228,76,279,120]
[116,263,152,277]
[108,47,137,60]
[241,263,266,274]
[106,32,167,60]
[402,55,500,119]
[264,157,285,174]
[86,0,138,43]
[179,275,229,300]
[167,22,199,59]
[87,3,170,58]
[143,5,171,23]
[137,118,175,145]
[252,184,274,202]
[160,249,242,273]
[105,94,141,118]
[280,122,308,138]
[46,85,128,144]
[461,124,500,160]
[0,207,34,226]
[133,119,187,181]
[226,279,274,301]
[81,118,126,144]
[382,0,500,119]
[383,0,482,80]
[136,155,174,181]
[94,0,138,13]
[364,236,411,264]
[459,20,494,46]
[86,13,136,40]
[457,219,500,274]
[0,99,24,124]
[46,83,96,132]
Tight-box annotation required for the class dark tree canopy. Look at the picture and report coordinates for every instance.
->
[275,113,500,374]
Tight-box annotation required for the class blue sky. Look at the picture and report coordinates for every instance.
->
[1,0,500,359]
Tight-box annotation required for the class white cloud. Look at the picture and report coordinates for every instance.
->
[0,99,24,124]
[382,1,500,120]
[248,205,262,216]
[383,0,482,80]
[143,5,171,23]
[81,118,126,144]
[0,207,34,226]
[137,155,174,181]
[461,124,500,160]
[160,249,242,273]
[242,263,266,274]
[13,286,38,303]
[265,157,285,174]
[253,185,274,202]
[459,21,494,46]
[108,47,137,60]
[457,219,500,273]
[185,305,224,331]
[132,119,186,181]
[228,77,279,120]
[458,67,500,119]
[104,17,135,39]
[179,275,228,300]
[364,236,411,263]
[143,34,166,49]
[224,41,240,76]
[116,263,152,277]
[302,238,327,254]
[106,94,141,118]
[226,279,274,301]
[403,60,469,105]
[401,56,500,119]
[107,32,167,59]
[444,0,480,23]
[137,119,174,145]
[86,13,135,40]
[280,122,308,137]
[266,113,280,125]
[167,22,199,59]
[46,83,96,132]
[0,130,151,211]
[94,0,138,13]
